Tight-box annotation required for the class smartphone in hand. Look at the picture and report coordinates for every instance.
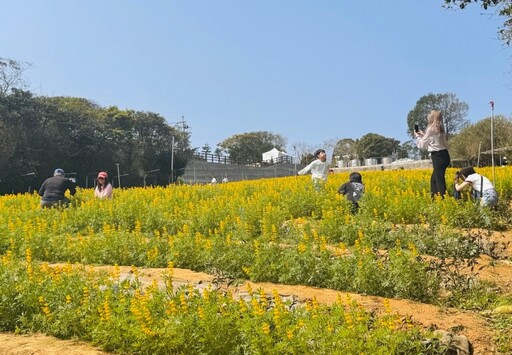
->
[414,124,419,133]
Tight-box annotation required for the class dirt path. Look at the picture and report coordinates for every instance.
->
[0,263,506,354]
[1,230,511,354]
[0,333,107,355]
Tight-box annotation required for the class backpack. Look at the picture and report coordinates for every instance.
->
[351,182,364,202]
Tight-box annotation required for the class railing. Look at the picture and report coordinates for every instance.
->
[193,153,293,166]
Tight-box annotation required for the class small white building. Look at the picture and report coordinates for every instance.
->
[262,148,288,163]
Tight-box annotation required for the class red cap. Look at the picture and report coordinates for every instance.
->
[97,171,108,179]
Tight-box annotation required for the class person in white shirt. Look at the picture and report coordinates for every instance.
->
[454,166,498,208]
[211,176,218,184]
[414,110,451,199]
[298,149,330,189]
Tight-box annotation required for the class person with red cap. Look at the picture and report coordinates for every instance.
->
[94,171,113,199]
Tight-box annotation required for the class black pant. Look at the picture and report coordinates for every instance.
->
[430,149,450,198]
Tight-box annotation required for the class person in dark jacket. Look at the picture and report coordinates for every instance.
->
[38,168,76,208]
[338,172,365,213]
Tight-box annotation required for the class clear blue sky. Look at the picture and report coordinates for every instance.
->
[2,1,511,154]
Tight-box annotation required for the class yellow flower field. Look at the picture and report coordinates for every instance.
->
[0,167,511,353]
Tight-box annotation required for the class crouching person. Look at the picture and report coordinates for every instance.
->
[454,166,498,208]
[38,168,77,208]
[338,172,365,213]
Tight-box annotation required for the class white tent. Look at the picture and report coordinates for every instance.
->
[262,148,288,163]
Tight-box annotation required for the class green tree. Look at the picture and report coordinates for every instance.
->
[443,0,512,45]
[333,138,357,161]
[354,133,401,160]
[0,89,44,192]
[449,115,512,163]
[406,93,469,138]
[218,131,287,164]
[202,143,211,158]
[400,140,421,160]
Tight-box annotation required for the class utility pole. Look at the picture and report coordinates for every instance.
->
[116,163,121,188]
[490,101,495,186]
[170,136,175,183]
[169,116,189,184]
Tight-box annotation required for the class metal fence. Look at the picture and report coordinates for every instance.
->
[193,153,293,166]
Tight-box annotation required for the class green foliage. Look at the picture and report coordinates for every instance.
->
[354,133,401,160]
[449,115,512,162]
[218,131,287,164]
[333,138,357,160]
[0,92,193,193]
[406,92,469,139]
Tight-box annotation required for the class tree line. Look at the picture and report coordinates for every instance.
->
[0,87,193,194]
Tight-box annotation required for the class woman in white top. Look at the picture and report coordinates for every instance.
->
[414,110,451,198]
[454,166,498,208]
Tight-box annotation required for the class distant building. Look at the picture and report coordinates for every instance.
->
[262,148,291,164]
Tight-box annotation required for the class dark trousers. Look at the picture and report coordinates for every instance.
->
[430,149,450,198]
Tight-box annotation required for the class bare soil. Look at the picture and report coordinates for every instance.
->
[2,230,512,354]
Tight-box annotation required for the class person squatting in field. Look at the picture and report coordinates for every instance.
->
[38,168,76,208]
[338,172,365,213]
[454,166,498,208]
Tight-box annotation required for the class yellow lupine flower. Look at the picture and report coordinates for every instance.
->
[407,242,418,257]
[383,299,392,314]
[358,230,364,240]
[1,250,13,266]
[320,236,327,252]
[166,300,178,316]
[238,299,247,313]
[82,287,89,304]
[262,322,271,334]
[180,293,188,312]
[197,306,205,319]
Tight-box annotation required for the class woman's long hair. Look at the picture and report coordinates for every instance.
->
[96,178,110,192]
[427,110,445,134]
